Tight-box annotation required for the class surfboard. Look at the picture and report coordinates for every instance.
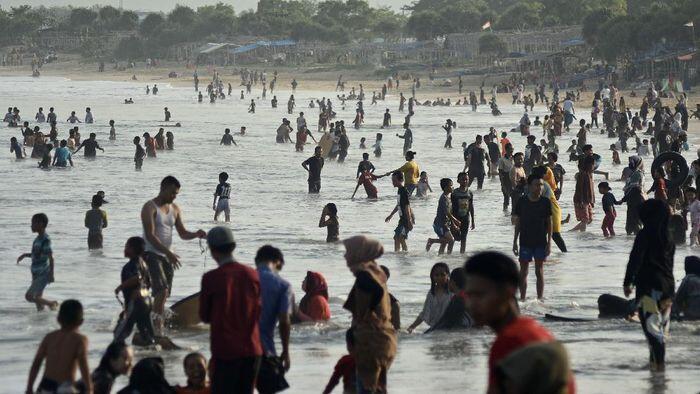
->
[544,313,597,322]
[318,133,334,158]
[169,292,201,327]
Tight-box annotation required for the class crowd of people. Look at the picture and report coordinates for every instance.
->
[6,69,700,394]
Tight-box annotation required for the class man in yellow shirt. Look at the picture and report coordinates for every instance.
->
[385,151,420,195]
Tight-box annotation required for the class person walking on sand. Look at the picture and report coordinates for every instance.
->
[141,176,206,333]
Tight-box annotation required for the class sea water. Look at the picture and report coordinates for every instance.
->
[0,76,698,393]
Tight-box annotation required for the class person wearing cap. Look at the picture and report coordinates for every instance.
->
[384,151,420,196]
[84,194,107,250]
[200,226,262,393]
[141,176,206,333]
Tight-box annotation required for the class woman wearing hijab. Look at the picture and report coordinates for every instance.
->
[296,271,331,322]
[620,156,646,235]
[342,236,397,394]
[623,199,675,372]
[117,357,174,394]
[534,166,567,252]
[672,256,700,320]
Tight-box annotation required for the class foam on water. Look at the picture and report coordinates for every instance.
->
[0,76,698,393]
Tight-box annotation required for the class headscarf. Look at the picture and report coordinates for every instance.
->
[629,155,643,171]
[496,341,570,394]
[343,235,384,266]
[543,166,557,192]
[304,271,329,300]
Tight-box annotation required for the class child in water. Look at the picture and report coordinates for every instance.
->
[598,182,618,237]
[687,188,700,246]
[26,300,92,394]
[415,171,433,198]
[175,353,210,394]
[166,131,174,150]
[213,172,232,222]
[610,144,621,165]
[407,263,452,333]
[322,328,356,394]
[17,213,58,311]
[113,237,156,347]
[38,144,53,169]
[133,136,146,171]
[359,137,367,149]
[372,133,383,157]
[319,203,339,242]
[84,194,108,250]
[109,120,116,140]
[10,136,26,159]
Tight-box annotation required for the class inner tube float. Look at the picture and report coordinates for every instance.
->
[651,151,689,190]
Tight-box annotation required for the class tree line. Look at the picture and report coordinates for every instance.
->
[1,0,698,63]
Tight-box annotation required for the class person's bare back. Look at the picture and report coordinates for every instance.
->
[40,329,88,384]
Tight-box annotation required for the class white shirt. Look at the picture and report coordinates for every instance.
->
[601,88,610,100]
[563,100,575,114]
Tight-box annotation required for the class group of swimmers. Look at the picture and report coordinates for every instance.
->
[8,69,700,394]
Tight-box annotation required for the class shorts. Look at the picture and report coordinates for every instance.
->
[394,223,410,239]
[215,198,230,215]
[87,231,103,249]
[28,270,50,297]
[143,252,172,296]
[433,223,450,238]
[519,246,546,262]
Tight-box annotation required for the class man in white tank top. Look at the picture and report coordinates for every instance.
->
[141,176,206,332]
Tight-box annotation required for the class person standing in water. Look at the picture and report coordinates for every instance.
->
[84,194,108,250]
[164,107,171,122]
[426,178,460,254]
[624,199,675,372]
[342,236,397,394]
[302,146,324,194]
[133,136,146,171]
[212,172,232,222]
[17,213,59,311]
[396,127,413,154]
[200,226,262,393]
[451,172,476,254]
[384,151,420,196]
[385,171,413,252]
[512,175,552,301]
[255,245,292,394]
[141,176,206,332]
[73,133,104,158]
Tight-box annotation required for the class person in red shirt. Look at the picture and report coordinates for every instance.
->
[352,170,380,199]
[463,251,575,394]
[296,271,331,322]
[322,328,356,394]
[199,226,262,394]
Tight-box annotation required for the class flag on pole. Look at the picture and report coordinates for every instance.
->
[684,21,694,27]
[482,21,491,30]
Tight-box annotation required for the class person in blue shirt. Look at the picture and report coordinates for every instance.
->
[254,245,292,394]
[52,140,73,167]
[16,213,58,311]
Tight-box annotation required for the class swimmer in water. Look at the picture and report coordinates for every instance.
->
[319,203,339,242]
[11,136,26,159]
[220,129,238,146]
[164,107,171,122]
[109,120,116,141]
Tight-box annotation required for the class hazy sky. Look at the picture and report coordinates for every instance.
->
[1,0,409,13]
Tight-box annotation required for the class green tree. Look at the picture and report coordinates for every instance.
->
[118,11,139,30]
[496,1,544,30]
[139,13,165,37]
[69,7,98,30]
[195,3,237,38]
[114,36,144,59]
[168,5,197,29]
[478,33,506,55]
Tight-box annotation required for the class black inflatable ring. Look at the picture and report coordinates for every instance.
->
[651,152,689,190]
